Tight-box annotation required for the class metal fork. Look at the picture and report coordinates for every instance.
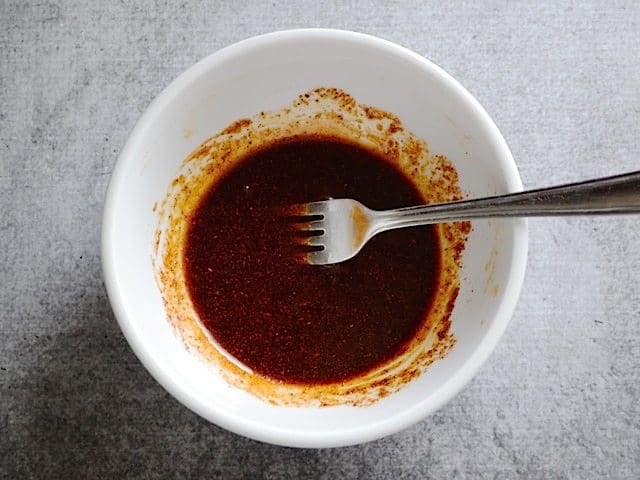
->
[297,171,640,265]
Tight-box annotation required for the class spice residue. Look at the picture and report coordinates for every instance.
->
[155,87,469,406]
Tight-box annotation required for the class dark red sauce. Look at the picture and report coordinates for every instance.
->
[184,137,441,384]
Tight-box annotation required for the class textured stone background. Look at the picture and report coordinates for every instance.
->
[1,1,639,478]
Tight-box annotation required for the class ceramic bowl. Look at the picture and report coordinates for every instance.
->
[102,29,527,448]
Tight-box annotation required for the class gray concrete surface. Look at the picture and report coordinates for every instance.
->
[1,1,639,478]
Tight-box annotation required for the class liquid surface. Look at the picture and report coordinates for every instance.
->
[184,137,441,384]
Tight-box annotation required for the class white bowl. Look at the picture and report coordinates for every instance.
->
[102,29,527,448]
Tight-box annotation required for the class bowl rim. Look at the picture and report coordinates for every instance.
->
[101,28,528,448]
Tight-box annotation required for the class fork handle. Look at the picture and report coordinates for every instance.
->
[376,170,640,230]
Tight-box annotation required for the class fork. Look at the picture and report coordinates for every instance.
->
[296,170,640,265]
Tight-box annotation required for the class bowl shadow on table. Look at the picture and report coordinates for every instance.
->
[6,289,444,479]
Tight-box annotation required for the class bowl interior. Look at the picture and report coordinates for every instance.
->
[102,30,527,448]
